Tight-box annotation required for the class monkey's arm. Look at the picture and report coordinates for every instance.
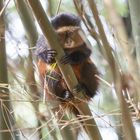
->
[46,70,73,100]
[61,43,91,64]
[36,35,56,63]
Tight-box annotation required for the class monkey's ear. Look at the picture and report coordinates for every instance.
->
[51,13,81,29]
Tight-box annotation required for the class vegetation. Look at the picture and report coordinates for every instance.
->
[0,0,140,140]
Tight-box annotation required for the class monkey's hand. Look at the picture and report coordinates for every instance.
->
[60,53,72,64]
[38,49,57,64]
[60,51,86,64]
[60,53,80,64]
[72,84,90,98]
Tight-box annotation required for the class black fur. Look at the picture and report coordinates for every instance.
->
[51,13,81,29]
[62,43,91,64]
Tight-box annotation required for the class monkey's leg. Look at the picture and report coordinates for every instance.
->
[80,62,99,98]
[46,71,73,101]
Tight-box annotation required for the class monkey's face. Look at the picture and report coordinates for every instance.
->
[56,26,84,49]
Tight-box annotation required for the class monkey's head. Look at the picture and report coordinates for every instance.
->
[52,13,84,49]
[36,13,85,54]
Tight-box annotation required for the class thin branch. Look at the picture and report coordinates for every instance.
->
[56,0,62,15]
[87,0,137,139]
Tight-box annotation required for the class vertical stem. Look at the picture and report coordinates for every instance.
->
[128,0,140,72]
[14,0,39,100]
[87,0,137,139]
[0,1,19,140]
[14,0,44,139]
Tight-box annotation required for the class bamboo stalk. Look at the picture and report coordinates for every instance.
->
[104,0,140,102]
[14,0,44,139]
[128,0,140,73]
[0,1,20,140]
[87,0,137,140]
[14,0,39,103]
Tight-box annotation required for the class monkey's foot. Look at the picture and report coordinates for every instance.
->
[60,90,74,101]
